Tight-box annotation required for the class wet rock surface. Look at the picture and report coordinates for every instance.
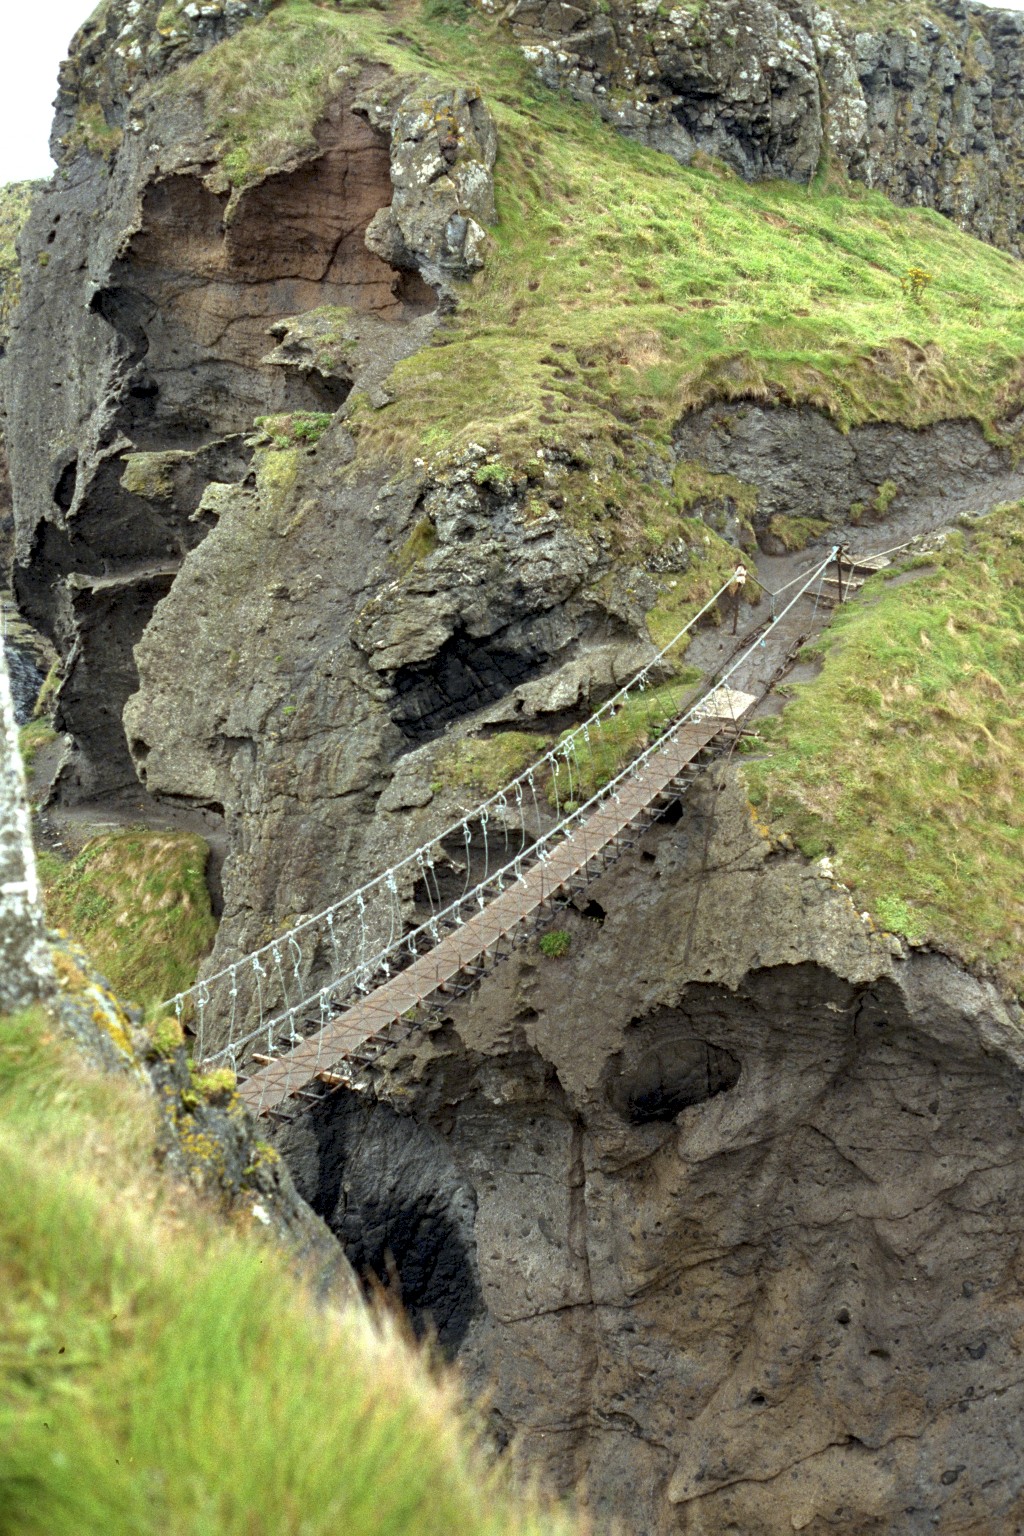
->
[279,772,1024,1534]
[490,0,1024,251]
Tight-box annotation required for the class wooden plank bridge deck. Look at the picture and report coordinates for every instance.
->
[238,690,756,1117]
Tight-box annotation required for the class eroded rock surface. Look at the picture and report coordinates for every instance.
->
[275,771,1024,1534]
[492,0,1024,250]
[5,4,494,804]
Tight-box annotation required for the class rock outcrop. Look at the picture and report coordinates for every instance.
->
[0,643,52,1010]
[278,770,1024,1534]
[4,1,497,803]
[674,403,1024,545]
[491,0,1024,250]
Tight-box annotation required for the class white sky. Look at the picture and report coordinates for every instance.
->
[3,0,1024,185]
[0,2,100,184]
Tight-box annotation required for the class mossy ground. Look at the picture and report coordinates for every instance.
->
[438,667,702,806]
[0,1007,585,1536]
[17,719,57,776]
[0,181,39,337]
[37,831,218,1008]
[743,504,1024,993]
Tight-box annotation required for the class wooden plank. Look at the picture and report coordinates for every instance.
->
[239,702,753,1116]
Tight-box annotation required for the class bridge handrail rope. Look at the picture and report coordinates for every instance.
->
[196,548,838,1072]
[165,573,737,1016]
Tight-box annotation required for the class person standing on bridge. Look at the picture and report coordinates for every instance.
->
[729,563,747,635]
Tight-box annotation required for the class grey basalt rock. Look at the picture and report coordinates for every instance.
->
[673,402,1024,541]
[489,0,1024,251]
[356,77,498,290]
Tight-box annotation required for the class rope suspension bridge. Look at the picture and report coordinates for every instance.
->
[165,542,887,1120]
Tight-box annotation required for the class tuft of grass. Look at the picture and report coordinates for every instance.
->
[61,100,123,161]
[556,671,703,805]
[38,830,218,1007]
[744,504,1024,992]
[873,478,899,515]
[252,410,334,447]
[395,516,439,575]
[17,720,57,775]
[0,1007,586,1536]
[874,894,926,941]
[438,728,553,794]
[766,513,829,551]
[539,929,571,958]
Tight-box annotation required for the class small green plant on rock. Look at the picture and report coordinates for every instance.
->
[766,513,829,552]
[253,411,334,448]
[873,479,898,516]
[148,1012,186,1061]
[188,1065,238,1107]
[474,460,512,489]
[539,929,572,959]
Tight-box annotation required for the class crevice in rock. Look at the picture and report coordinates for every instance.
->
[390,625,569,742]
[52,457,78,514]
[274,1088,483,1355]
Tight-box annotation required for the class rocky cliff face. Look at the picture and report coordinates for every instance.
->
[5,0,501,806]
[492,0,1024,250]
[4,0,703,986]
[0,182,39,575]
[278,771,1024,1534]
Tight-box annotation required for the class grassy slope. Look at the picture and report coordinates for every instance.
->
[37,831,218,1008]
[744,505,1024,993]
[165,0,1024,496]
[0,1006,584,1536]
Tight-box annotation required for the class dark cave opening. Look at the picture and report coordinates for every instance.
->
[288,1091,484,1355]
[390,626,554,742]
[604,1019,742,1125]
[53,458,78,513]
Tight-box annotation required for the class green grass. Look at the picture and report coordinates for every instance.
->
[438,667,704,808]
[439,729,553,795]
[38,831,218,1007]
[539,929,571,958]
[765,513,829,552]
[17,720,57,775]
[744,505,1024,991]
[252,410,335,447]
[560,672,702,803]
[153,0,1024,566]
[0,1007,585,1536]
